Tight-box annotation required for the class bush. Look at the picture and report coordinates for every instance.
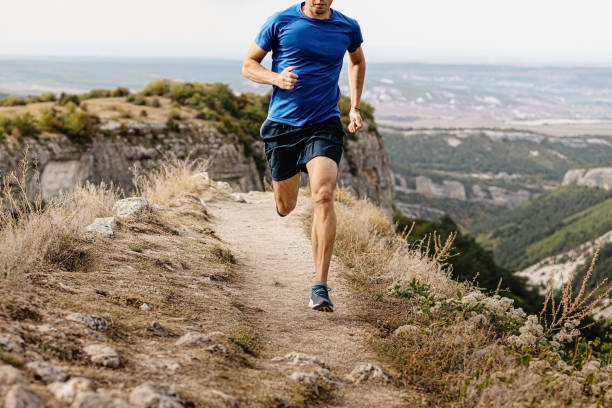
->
[58,93,80,106]
[110,87,130,97]
[151,98,161,108]
[80,89,111,100]
[143,79,171,96]
[167,108,181,121]
[65,110,100,141]
[0,113,40,138]
[139,109,148,118]
[126,94,147,106]
[39,108,66,133]
[0,95,26,107]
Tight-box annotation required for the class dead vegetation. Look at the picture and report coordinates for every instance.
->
[331,189,612,407]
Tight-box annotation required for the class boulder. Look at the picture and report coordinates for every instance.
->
[84,344,121,368]
[86,217,118,237]
[66,313,109,331]
[129,383,184,408]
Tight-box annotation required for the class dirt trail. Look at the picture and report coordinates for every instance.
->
[209,190,413,407]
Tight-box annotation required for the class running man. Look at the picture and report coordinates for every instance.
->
[242,1,365,312]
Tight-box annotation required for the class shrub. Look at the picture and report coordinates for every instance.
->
[58,93,80,106]
[139,109,148,118]
[39,108,66,133]
[126,94,147,106]
[151,98,161,108]
[64,110,100,141]
[167,108,181,121]
[0,113,40,138]
[110,87,130,97]
[143,79,171,96]
[0,95,26,107]
[80,89,111,100]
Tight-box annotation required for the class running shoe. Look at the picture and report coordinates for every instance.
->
[309,281,334,312]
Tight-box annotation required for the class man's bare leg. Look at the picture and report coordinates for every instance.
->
[306,156,338,284]
[272,172,301,216]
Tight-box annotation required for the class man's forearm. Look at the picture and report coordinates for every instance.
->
[348,60,366,109]
[242,59,279,87]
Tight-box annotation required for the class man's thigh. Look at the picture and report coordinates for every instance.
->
[306,156,338,192]
[272,172,301,204]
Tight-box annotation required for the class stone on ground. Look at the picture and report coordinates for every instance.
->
[112,197,149,218]
[129,383,184,408]
[86,217,118,237]
[84,344,121,368]
[174,332,211,346]
[26,361,68,383]
[48,377,95,403]
[4,384,44,408]
[66,313,109,331]
[347,363,390,383]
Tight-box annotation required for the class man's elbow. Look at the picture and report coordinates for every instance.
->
[241,60,249,79]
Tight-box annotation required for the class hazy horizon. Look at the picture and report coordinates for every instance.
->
[2,1,612,67]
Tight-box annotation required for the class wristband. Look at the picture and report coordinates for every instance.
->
[351,107,360,111]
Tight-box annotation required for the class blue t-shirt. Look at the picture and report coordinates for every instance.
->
[255,2,363,127]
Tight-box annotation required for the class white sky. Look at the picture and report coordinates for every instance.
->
[2,0,612,65]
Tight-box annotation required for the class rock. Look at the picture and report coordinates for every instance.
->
[0,365,27,387]
[48,377,95,403]
[230,193,247,203]
[26,361,68,383]
[215,181,233,193]
[112,197,149,218]
[174,332,211,347]
[271,352,329,369]
[289,372,319,395]
[205,344,227,354]
[140,303,152,312]
[66,313,109,331]
[208,331,227,339]
[151,321,169,337]
[0,336,23,354]
[140,358,181,372]
[84,344,121,368]
[72,391,129,408]
[562,167,612,189]
[346,363,390,383]
[4,384,44,408]
[392,324,420,338]
[86,217,118,237]
[129,383,184,408]
[201,390,239,408]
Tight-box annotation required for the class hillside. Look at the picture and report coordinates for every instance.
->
[1,158,610,407]
[472,185,612,270]
[382,126,612,228]
[393,213,543,314]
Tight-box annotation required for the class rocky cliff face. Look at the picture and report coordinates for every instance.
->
[0,120,394,214]
[392,172,532,208]
[563,167,612,189]
[337,128,393,216]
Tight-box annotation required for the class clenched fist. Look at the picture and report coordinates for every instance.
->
[348,108,363,133]
[275,66,299,90]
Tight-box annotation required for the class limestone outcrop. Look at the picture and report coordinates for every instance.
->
[562,167,612,189]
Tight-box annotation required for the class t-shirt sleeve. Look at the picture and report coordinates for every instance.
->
[254,14,278,52]
[348,20,363,53]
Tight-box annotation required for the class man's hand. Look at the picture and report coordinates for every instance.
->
[348,108,363,133]
[275,66,299,90]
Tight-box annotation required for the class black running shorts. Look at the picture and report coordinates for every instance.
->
[260,116,345,182]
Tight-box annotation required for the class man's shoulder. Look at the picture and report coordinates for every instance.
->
[267,4,301,24]
[331,9,360,29]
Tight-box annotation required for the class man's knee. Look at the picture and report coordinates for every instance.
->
[277,196,297,215]
[312,185,334,207]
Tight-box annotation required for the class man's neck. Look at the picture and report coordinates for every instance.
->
[301,4,332,20]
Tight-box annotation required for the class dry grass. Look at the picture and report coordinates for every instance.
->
[132,155,211,206]
[0,153,118,278]
[332,188,612,407]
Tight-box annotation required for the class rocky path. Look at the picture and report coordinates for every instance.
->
[209,190,412,407]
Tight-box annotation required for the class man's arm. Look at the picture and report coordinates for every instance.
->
[242,43,298,90]
[347,46,366,133]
